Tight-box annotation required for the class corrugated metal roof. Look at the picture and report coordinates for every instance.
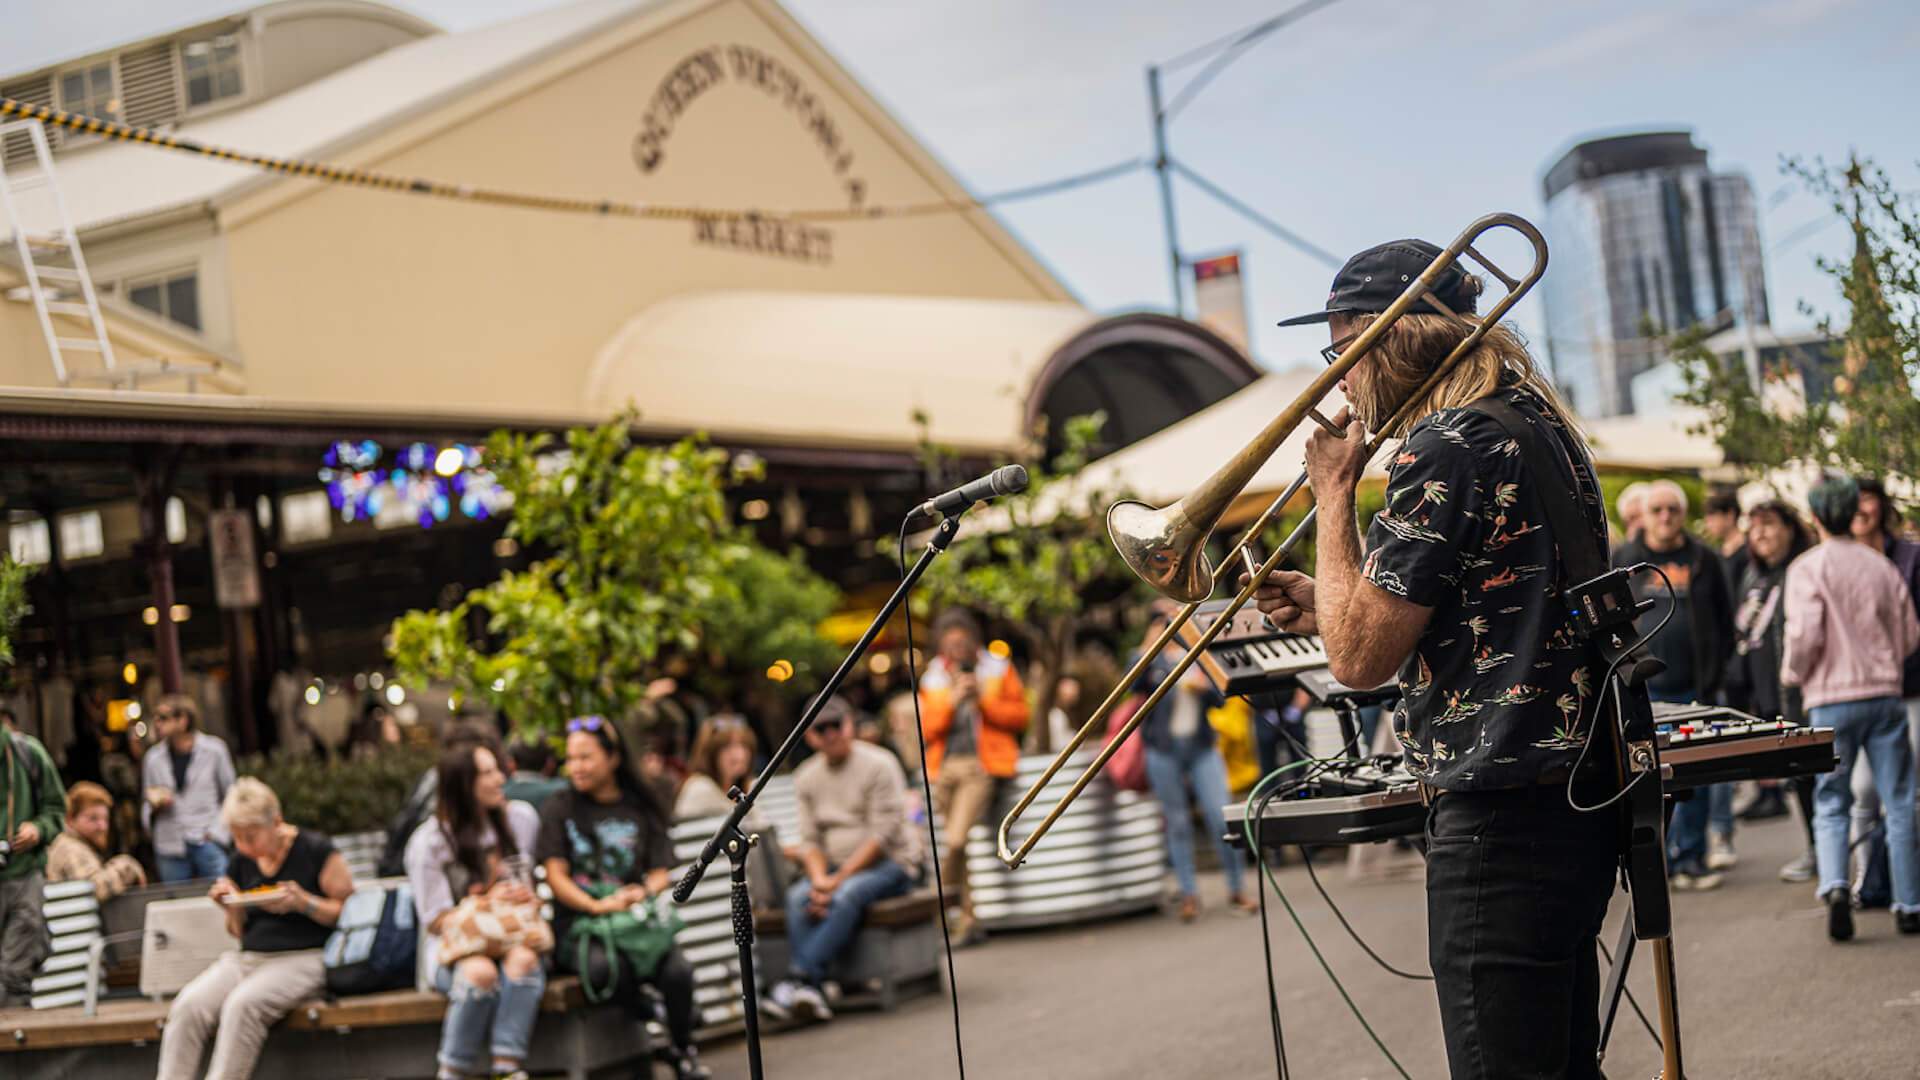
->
[11,0,669,234]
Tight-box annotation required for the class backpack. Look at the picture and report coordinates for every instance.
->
[323,884,418,996]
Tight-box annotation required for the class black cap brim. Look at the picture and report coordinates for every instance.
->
[1275,309,1336,327]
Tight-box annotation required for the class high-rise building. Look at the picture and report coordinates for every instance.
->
[1539,131,1768,417]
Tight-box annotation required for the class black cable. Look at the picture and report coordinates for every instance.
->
[1165,160,1344,267]
[1249,771,1414,1080]
[1595,935,1663,1051]
[897,520,966,1079]
[1298,848,1433,981]
[1255,824,1290,1080]
[1566,562,1675,815]
[1159,0,1343,118]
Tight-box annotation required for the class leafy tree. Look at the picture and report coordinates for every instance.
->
[920,411,1149,752]
[389,414,840,738]
[0,555,32,667]
[1674,154,1920,484]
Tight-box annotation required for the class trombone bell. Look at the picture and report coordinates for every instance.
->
[1107,499,1213,604]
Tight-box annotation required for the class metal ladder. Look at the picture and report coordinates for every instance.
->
[0,118,117,385]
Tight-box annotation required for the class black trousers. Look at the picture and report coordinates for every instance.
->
[1425,780,1620,1080]
[566,939,698,1050]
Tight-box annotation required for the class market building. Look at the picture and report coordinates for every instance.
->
[0,0,1259,758]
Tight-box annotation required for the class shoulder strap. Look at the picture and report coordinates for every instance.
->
[1467,395,1609,587]
[10,732,41,809]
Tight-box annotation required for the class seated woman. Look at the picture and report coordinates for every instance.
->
[673,714,759,821]
[537,716,709,1080]
[158,778,354,1080]
[405,742,546,1080]
[46,781,147,901]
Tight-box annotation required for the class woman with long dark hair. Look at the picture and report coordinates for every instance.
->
[405,742,545,1080]
[535,716,707,1080]
[1724,500,1819,882]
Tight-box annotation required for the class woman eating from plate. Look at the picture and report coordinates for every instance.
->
[158,777,354,1080]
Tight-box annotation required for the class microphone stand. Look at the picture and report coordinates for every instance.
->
[672,514,963,1080]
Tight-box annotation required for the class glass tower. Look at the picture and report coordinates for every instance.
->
[1539,131,1769,418]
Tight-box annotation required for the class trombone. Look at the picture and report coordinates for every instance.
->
[996,212,1549,869]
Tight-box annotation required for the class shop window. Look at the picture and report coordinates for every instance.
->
[8,520,50,566]
[58,511,105,559]
[182,34,243,108]
[127,270,201,331]
[58,61,119,122]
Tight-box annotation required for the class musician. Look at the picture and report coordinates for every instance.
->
[1252,239,1616,1079]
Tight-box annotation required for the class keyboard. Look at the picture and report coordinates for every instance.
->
[1171,599,1330,697]
[1230,706,1836,850]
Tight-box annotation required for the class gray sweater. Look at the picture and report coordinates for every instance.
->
[140,733,235,856]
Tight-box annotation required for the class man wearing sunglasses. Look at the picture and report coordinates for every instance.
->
[767,695,920,1022]
[141,694,236,883]
[1610,479,1737,889]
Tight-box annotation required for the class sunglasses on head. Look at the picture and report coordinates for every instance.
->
[566,716,608,734]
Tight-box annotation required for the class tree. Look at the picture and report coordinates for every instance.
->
[1673,154,1920,485]
[0,555,32,667]
[919,412,1149,752]
[389,414,840,738]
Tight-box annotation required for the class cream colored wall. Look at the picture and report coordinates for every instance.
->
[0,295,63,389]
[220,0,1072,413]
[258,10,432,99]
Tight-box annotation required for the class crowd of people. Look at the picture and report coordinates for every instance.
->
[1,471,1915,1078]
[1612,475,1920,942]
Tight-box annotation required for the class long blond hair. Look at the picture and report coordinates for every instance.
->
[1339,285,1577,438]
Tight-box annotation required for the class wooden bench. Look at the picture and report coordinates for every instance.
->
[0,975,656,1080]
[752,891,943,1011]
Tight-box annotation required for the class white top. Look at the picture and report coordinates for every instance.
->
[403,799,540,969]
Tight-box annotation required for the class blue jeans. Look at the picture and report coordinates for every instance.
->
[783,859,912,984]
[432,959,546,1072]
[157,840,229,883]
[1812,697,1920,913]
[1650,688,1711,873]
[1145,737,1244,898]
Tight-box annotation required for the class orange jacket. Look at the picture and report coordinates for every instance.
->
[918,651,1030,779]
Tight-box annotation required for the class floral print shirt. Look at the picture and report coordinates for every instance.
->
[1362,382,1608,791]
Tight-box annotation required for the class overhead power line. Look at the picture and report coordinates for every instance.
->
[1168,159,1343,268]
[0,97,1144,225]
[1159,0,1343,120]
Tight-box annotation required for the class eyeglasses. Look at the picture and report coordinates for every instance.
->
[814,716,849,734]
[566,716,608,734]
[1321,332,1359,367]
[1647,505,1684,516]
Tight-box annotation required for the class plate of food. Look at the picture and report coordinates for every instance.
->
[222,885,287,908]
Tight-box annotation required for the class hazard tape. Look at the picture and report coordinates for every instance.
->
[0,96,1116,225]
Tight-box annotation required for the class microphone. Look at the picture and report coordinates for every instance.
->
[915,464,1028,519]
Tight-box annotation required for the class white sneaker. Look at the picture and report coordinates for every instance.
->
[789,981,833,1022]
[1778,852,1816,883]
[1706,834,1738,871]
[761,980,797,1021]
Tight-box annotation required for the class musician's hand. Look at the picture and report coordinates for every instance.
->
[1242,570,1318,635]
[1303,407,1369,501]
[953,672,979,701]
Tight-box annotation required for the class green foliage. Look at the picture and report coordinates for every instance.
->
[389,413,840,738]
[0,555,34,667]
[240,746,437,837]
[920,412,1148,748]
[1673,154,1920,484]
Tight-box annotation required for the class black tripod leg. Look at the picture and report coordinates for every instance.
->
[1596,913,1638,1066]
[727,831,765,1080]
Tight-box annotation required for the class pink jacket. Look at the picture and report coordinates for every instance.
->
[1782,539,1920,710]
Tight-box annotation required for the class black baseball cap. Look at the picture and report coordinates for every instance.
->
[1275,239,1478,327]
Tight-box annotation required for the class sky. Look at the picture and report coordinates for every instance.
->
[6,0,1918,370]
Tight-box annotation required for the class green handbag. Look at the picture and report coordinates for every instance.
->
[566,883,686,1004]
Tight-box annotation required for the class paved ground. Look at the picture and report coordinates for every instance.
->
[705,813,1920,1079]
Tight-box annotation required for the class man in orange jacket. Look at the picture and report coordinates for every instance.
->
[918,609,1029,943]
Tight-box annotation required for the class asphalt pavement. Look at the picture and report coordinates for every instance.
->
[705,812,1920,1079]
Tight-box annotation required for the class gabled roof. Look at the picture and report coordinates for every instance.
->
[0,1,440,94]
[15,0,670,234]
